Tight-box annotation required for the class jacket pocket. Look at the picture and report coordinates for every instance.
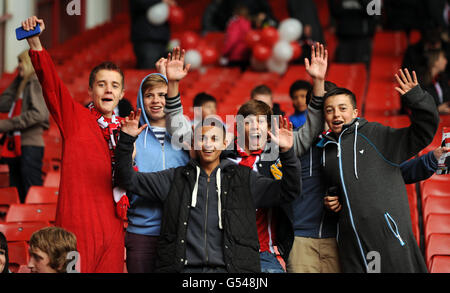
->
[384,212,406,247]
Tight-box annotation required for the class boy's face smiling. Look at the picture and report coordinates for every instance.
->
[324,94,358,134]
[194,125,227,166]
[89,69,124,119]
[143,84,168,122]
[244,115,269,152]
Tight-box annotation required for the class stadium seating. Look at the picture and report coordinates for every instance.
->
[5,204,57,223]
[430,256,450,273]
[25,186,59,204]
[426,234,450,268]
[7,241,29,272]
[421,181,450,203]
[425,214,450,243]
[0,222,50,242]
[423,196,450,225]
[43,171,61,188]
[0,164,9,188]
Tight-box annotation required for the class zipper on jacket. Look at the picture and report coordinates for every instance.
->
[384,213,406,246]
[337,128,369,271]
[205,176,210,264]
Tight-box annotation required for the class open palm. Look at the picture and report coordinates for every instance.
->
[305,42,328,80]
[166,47,191,82]
[269,116,294,153]
[121,109,147,137]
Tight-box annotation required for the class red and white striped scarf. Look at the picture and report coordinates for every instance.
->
[88,103,129,220]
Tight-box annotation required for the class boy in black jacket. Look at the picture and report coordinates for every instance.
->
[319,69,439,273]
[115,111,301,273]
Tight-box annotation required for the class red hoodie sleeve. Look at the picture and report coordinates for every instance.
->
[29,49,78,138]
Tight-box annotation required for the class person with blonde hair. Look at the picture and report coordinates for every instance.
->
[28,227,78,273]
[0,50,49,202]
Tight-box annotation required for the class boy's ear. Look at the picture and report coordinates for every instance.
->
[353,108,359,118]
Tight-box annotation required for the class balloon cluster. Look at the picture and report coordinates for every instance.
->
[247,19,303,74]
[169,31,220,69]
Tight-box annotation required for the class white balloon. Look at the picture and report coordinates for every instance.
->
[266,57,288,75]
[278,18,303,42]
[185,50,202,69]
[273,41,294,62]
[168,39,180,51]
[147,3,169,25]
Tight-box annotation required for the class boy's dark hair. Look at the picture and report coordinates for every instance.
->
[289,80,312,98]
[89,62,125,89]
[238,99,273,128]
[193,92,217,107]
[323,87,357,109]
[325,81,338,92]
[194,116,227,139]
[0,232,8,274]
[251,85,272,99]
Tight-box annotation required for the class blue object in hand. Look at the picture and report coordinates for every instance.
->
[16,24,41,41]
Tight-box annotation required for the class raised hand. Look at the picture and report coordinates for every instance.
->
[120,109,148,137]
[166,47,191,82]
[155,58,168,77]
[305,42,328,81]
[268,116,294,153]
[21,16,45,50]
[395,68,419,95]
[21,16,46,35]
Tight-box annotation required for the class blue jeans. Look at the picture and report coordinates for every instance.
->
[260,251,285,273]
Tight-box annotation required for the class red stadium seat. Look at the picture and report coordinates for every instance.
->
[405,184,420,245]
[43,171,61,188]
[25,187,59,204]
[425,214,450,242]
[430,255,450,273]
[0,222,50,242]
[0,164,9,188]
[422,180,450,203]
[18,265,31,273]
[8,241,29,271]
[0,187,20,206]
[426,234,450,268]
[423,196,450,224]
[5,204,57,223]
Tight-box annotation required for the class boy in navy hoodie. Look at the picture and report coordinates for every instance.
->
[319,69,439,273]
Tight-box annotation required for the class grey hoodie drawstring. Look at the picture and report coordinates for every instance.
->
[309,147,313,177]
[190,167,224,230]
[191,166,201,208]
[354,122,359,180]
